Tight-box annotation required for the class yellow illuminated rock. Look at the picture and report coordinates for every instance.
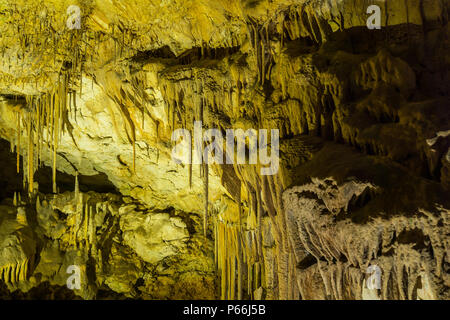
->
[0,0,448,300]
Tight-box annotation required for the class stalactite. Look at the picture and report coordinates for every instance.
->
[188,163,193,189]
[20,259,28,281]
[16,112,21,173]
[254,24,261,84]
[15,260,20,281]
[73,89,77,122]
[237,193,243,300]
[10,265,15,283]
[248,259,253,299]
[141,92,145,130]
[221,223,227,299]
[155,121,160,163]
[133,138,136,174]
[228,228,233,299]
[52,95,58,194]
[27,117,34,195]
[0,259,28,284]
[204,163,208,237]
[80,54,83,98]
[256,187,263,260]
[188,113,194,188]
[230,247,236,299]
[22,141,27,190]
[12,68,73,196]
[214,219,218,268]
[62,73,68,139]
[260,39,265,85]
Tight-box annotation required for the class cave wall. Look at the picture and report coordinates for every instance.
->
[0,0,448,299]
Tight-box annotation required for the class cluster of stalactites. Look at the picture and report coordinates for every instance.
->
[0,259,29,284]
[159,74,224,237]
[158,64,286,299]
[127,71,150,173]
[12,74,72,196]
[247,18,272,87]
[106,68,152,174]
[245,3,339,88]
[4,4,154,190]
[159,69,252,133]
[6,3,106,200]
[287,186,448,300]
[35,188,102,255]
[67,193,98,253]
[0,3,89,89]
[214,220,266,300]
[213,179,269,300]
[158,67,259,236]
[277,4,339,45]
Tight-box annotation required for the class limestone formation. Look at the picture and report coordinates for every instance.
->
[0,0,448,299]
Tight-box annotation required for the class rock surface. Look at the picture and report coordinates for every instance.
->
[0,0,449,299]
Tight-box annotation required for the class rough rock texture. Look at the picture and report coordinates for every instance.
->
[0,190,215,299]
[0,0,449,299]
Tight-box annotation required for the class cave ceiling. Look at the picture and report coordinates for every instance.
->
[0,0,448,301]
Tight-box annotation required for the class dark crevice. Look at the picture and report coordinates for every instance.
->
[397,228,430,250]
[132,45,241,66]
[297,254,317,270]
[0,281,81,300]
[0,139,24,201]
[34,166,119,195]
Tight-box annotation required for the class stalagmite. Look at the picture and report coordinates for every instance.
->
[90,205,96,247]
[36,195,41,213]
[84,204,89,247]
